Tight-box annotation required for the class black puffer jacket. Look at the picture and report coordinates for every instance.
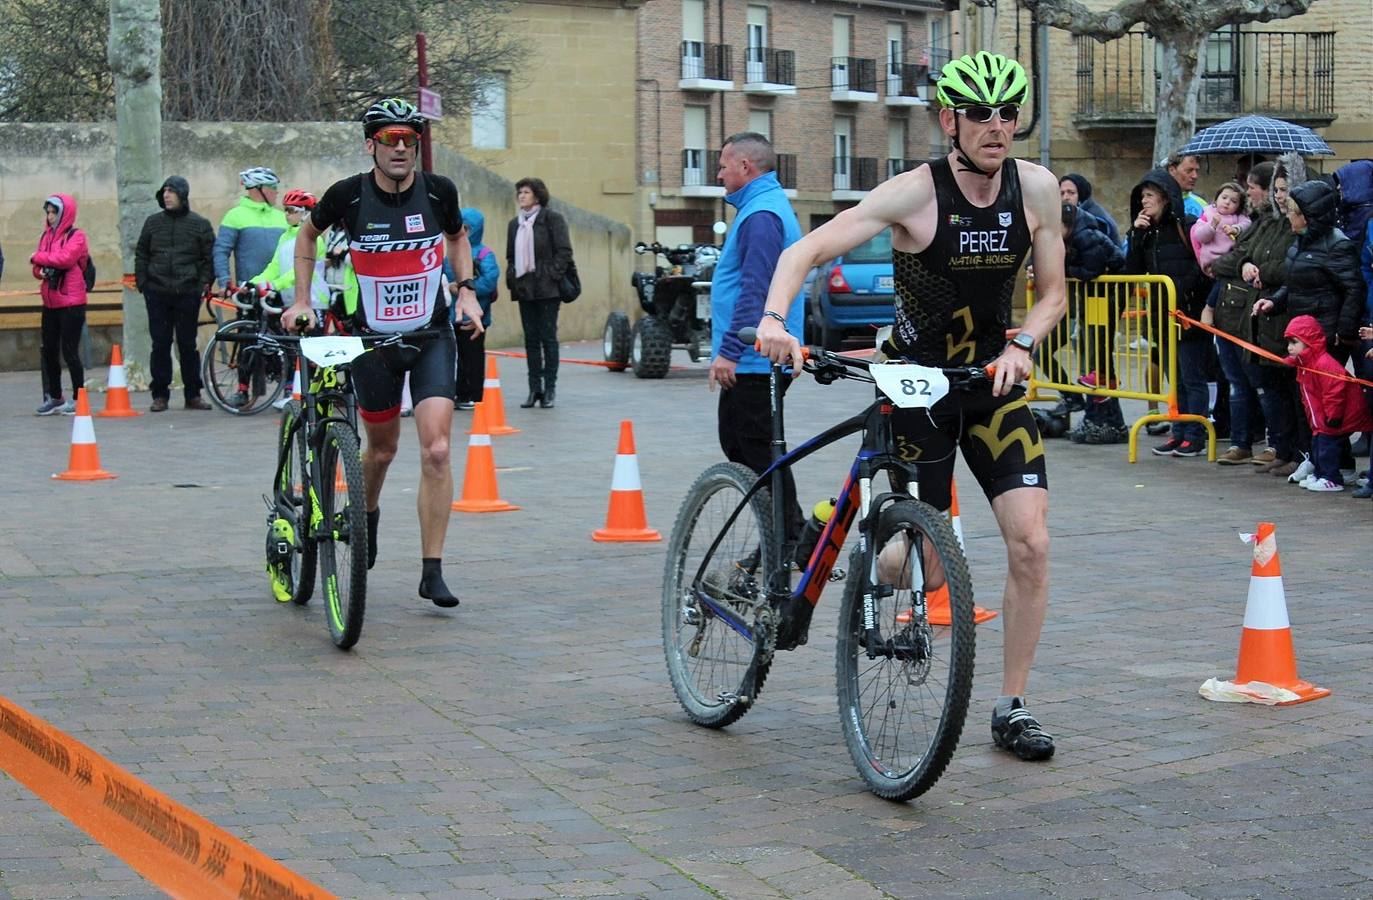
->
[1065,212,1125,282]
[1126,167,1208,341]
[1267,180,1366,347]
[135,176,216,296]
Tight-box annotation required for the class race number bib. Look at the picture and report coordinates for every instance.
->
[299,336,367,367]
[870,363,950,409]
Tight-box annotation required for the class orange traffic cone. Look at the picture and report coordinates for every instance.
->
[451,401,519,513]
[1203,522,1329,704]
[53,389,116,481]
[291,359,302,402]
[95,345,141,418]
[482,356,519,435]
[929,479,997,625]
[592,420,661,542]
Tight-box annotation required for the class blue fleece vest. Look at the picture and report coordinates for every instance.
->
[711,171,804,374]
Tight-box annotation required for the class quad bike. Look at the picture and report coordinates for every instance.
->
[604,241,719,379]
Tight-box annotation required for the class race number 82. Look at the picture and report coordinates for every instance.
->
[871,363,950,410]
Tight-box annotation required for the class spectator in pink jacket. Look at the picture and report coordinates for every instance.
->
[1191,182,1252,278]
[30,193,88,416]
[1284,314,1373,491]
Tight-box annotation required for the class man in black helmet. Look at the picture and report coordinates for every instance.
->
[284,97,484,611]
[756,52,1067,762]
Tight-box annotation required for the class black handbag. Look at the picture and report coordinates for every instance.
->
[558,258,581,304]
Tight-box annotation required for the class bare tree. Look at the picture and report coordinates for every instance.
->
[107,0,163,388]
[1020,0,1319,163]
[1,0,526,123]
[0,0,111,120]
[325,0,529,120]
[161,0,330,121]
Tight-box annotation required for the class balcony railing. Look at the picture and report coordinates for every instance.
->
[776,153,797,190]
[744,46,795,87]
[831,57,877,96]
[886,62,930,100]
[681,41,733,85]
[1075,29,1336,127]
[682,148,721,189]
[833,156,879,193]
[887,158,921,179]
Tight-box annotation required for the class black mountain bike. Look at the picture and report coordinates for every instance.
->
[662,328,990,801]
[243,328,433,649]
[201,284,290,415]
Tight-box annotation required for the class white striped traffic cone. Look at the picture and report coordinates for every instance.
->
[482,356,518,435]
[1223,522,1329,704]
[53,389,116,481]
[905,477,997,626]
[95,345,141,417]
[592,420,660,542]
[450,401,519,513]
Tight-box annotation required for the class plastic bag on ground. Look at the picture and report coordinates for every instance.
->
[1199,677,1300,705]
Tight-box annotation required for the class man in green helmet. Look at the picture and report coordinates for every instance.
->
[756,51,1067,762]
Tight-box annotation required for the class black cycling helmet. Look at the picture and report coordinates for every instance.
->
[361,97,428,138]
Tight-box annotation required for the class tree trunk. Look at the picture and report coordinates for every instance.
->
[1152,32,1207,165]
[107,0,162,390]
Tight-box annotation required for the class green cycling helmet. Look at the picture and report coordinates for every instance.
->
[936,51,1029,109]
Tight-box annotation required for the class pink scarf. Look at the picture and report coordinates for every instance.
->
[514,205,541,277]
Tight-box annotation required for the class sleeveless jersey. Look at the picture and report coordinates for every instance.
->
[348,174,447,334]
[890,158,1032,366]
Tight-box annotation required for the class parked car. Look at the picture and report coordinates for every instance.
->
[806,228,894,350]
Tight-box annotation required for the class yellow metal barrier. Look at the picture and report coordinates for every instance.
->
[1027,274,1215,462]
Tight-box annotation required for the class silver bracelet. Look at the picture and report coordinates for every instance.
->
[762,310,788,330]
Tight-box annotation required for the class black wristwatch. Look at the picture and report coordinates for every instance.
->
[452,278,477,293]
[1007,331,1035,353]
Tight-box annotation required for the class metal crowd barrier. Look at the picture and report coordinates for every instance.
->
[1027,274,1216,461]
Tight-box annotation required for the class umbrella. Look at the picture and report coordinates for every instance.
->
[1178,115,1333,156]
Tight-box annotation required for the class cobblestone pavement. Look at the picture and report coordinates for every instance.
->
[0,342,1368,899]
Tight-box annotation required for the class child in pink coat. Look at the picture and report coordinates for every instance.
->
[30,193,89,415]
[1191,182,1252,278]
[1284,315,1373,491]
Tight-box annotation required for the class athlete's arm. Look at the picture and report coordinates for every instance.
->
[757,170,930,369]
[284,218,324,333]
[990,162,1067,396]
[446,228,484,337]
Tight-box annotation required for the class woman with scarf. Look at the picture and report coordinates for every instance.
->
[506,177,573,408]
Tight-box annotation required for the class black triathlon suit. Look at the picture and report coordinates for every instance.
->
[883,156,1047,511]
[311,171,461,421]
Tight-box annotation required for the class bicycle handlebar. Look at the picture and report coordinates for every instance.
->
[735,326,994,385]
[226,283,285,315]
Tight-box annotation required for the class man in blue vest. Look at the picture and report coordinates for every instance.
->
[709,131,806,546]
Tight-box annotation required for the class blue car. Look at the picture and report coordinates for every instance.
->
[806,228,894,350]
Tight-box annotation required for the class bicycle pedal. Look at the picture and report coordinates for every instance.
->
[828,566,846,582]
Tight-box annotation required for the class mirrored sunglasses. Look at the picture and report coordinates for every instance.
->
[956,104,1020,124]
[373,128,420,148]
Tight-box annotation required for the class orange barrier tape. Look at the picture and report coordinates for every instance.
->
[0,693,335,900]
[1172,310,1373,389]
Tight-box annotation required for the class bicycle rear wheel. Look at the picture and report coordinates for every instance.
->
[836,498,974,801]
[317,423,367,649]
[662,462,777,728]
[201,320,284,416]
[274,401,316,605]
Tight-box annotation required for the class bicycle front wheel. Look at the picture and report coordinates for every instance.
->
[317,423,367,649]
[275,401,316,605]
[836,499,974,801]
[662,462,776,728]
[201,320,284,416]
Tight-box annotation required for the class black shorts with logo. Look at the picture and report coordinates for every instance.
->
[350,328,456,422]
[889,384,1048,512]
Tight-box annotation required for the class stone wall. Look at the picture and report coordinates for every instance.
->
[0,122,632,370]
